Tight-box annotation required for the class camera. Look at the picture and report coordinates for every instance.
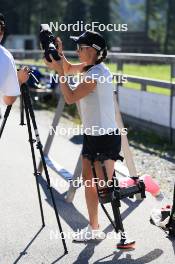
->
[39,24,60,62]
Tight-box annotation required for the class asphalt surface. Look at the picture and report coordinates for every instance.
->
[0,101,174,264]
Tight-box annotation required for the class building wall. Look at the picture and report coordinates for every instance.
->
[5,35,37,50]
[118,86,175,142]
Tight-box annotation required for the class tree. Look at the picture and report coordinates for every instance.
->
[61,0,88,49]
[89,0,111,46]
[1,0,21,34]
[146,0,167,52]
[1,0,66,35]
[164,0,175,53]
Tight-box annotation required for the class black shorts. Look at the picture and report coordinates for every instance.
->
[82,130,124,162]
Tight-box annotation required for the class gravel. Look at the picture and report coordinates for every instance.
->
[129,143,175,200]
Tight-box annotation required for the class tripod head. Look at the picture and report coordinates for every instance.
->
[20,69,40,126]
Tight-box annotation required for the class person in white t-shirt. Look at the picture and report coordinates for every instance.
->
[45,31,124,242]
[0,13,29,106]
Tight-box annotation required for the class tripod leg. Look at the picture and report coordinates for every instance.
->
[37,132,68,253]
[19,95,26,126]
[23,86,68,254]
[22,95,45,227]
[0,105,12,138]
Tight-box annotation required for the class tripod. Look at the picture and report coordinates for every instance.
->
[0,82,68,254]
[0,104,12,138]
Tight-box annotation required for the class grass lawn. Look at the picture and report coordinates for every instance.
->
[108,63,172,96]
[108,63,171,81]
[18,59,173,95]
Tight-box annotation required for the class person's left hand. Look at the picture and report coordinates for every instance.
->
[44,54,64,75]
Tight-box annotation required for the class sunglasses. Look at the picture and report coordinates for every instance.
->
[77,44,91,51]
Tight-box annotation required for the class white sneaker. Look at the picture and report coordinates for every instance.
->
[73,224,106,242]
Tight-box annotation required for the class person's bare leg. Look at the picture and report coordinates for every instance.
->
[82,157,115,229]
[82,157,99,229]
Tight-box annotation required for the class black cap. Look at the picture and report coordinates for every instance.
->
[70,31,106,51]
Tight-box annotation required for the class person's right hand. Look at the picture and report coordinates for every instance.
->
[17,67,30,85]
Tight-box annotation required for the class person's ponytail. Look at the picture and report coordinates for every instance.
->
[95,48,107,64]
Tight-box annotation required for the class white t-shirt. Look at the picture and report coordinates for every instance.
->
[0,45,20,97]
[78,63,117,136]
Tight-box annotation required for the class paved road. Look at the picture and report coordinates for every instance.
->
[0,102,174,264]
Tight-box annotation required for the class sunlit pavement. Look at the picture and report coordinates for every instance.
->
[0,102,174,264]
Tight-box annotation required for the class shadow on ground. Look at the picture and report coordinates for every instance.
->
[38,176,149,264]
[12,174,174,264]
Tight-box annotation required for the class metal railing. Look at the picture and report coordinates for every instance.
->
[11,49,175,61]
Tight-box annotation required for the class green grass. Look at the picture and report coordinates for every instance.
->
[108,63,171,81]
[108,63,173,96]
